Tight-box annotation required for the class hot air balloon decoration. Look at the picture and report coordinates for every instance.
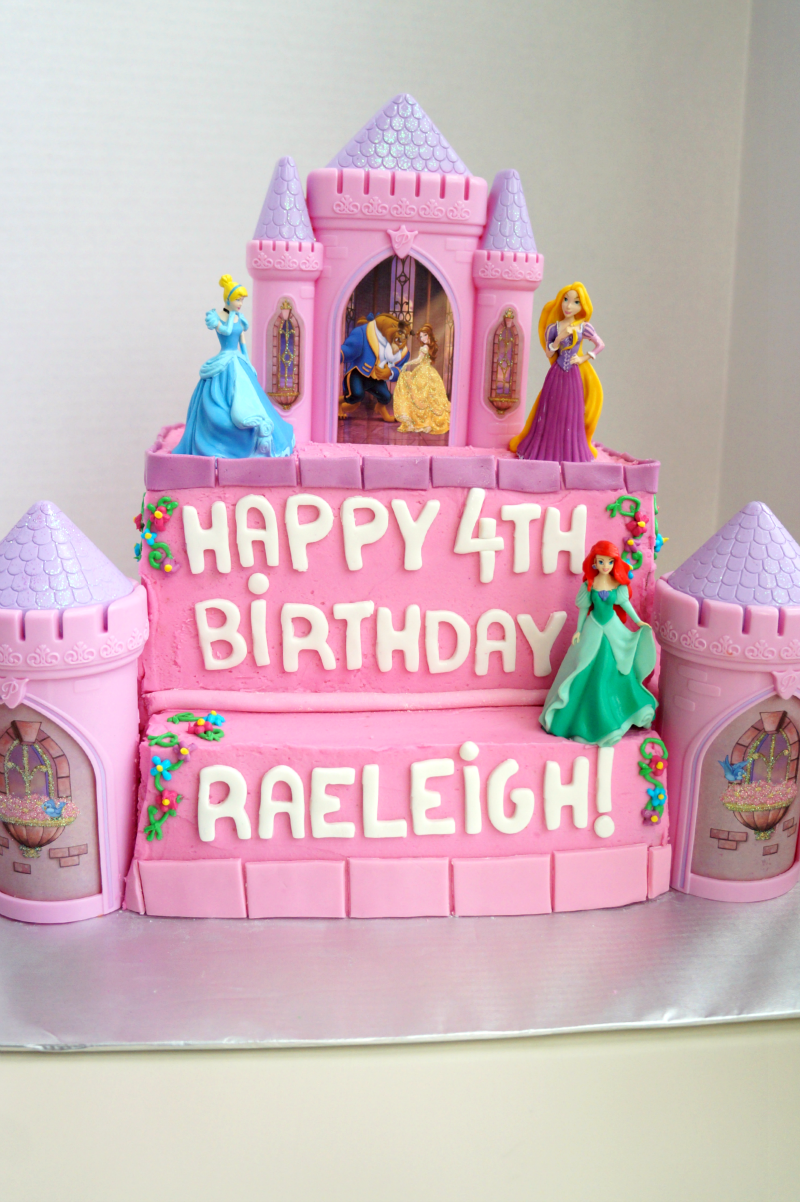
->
[0,720,77,858]
[721,711,799,841]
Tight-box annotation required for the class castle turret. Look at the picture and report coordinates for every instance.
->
[470,169,543,449]
[0,502,147,922]
[656,502,800,902]
[304,94,488,444]
[246,156,324,446]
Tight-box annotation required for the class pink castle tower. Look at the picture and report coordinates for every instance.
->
[246,157,324,448]
[0,502,147,923]
[656,502,800,902]
[470,169,542,448]
[246,95,543,448]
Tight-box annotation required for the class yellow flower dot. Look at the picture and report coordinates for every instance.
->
[164,564,172,573]
[180,747,188,755]
[154,510,163,518]
[656,761,664,770]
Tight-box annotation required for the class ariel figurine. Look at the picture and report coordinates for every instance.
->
[540,541,656,746]
[392,324,451,435]
[510,282,604,463]
[172,275,295,459]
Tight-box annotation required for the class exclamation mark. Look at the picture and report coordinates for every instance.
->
[594,746,615,837]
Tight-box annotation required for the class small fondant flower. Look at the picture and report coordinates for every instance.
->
[150,755,173,782]
[646,784,666,806]
[161,789,178,808]
[642,806,661,824]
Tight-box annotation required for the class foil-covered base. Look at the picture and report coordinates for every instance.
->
[1,888,799,1050]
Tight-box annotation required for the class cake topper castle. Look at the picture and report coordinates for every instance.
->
[239,93,545,451]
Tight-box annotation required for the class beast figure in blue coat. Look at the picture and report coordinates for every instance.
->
[340,313,410,422]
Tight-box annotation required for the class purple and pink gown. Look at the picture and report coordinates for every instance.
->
[516,322,600,463]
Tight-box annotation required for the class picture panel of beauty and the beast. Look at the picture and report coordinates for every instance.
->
[338,255,454,445]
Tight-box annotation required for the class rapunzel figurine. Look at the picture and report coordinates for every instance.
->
[510,282,604,462]
[173,275,295,459]
[540,541,657,747]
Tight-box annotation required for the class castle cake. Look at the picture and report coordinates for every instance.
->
[0,96,796,923]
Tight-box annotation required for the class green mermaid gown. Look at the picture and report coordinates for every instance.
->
[540,583,657,747]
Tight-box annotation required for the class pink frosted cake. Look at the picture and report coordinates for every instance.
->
[0,95,797,923]
[123,433,669,919]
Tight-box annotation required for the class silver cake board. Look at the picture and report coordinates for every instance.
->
[0,887,798,1051]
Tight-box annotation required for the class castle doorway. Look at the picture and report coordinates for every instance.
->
[338,254,455,446]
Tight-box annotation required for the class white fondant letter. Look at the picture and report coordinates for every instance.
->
[281,604,336,671]
[195,600,248,670]
[376,605,421,672]
[341,497,389,570]
[285,494,334,572]
[235,495,279,568]
[183,502,232,574]
[517,611,568,676]
[362,764,407,838]
[391,499,440,571]
[475,609,517,675]
[425,611,471,674]
[463,764,482,834]
[544,757,590,830]
[454,489,504,583]
[500,503,542,573]
[333,600,375,670]
[411,758,456,836]
[197,765,251,842]
[259,765,305,839]
[250,599,270,667]
[542,505,587,574]
[487,759,535,834]
[311,767,356,838]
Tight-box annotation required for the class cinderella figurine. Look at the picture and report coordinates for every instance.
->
[172,275,295,459]
[540,540,657,746]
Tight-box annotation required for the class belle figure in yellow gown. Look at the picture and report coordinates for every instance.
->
[392,325,451,435]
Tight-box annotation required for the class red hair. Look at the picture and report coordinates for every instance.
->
[582,540,633,623]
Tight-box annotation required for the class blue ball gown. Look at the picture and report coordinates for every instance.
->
[172,311,295,458]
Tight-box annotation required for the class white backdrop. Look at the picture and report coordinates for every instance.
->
[0,0,763,577]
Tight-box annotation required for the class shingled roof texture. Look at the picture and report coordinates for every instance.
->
[328,94,469,175]
[668,501,800,608]
[480,170,537,254]
[0,501,133,611]
[253,156,315,242]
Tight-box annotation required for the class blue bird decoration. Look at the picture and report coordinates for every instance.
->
[719,756,747,783]
[42,798,67,819]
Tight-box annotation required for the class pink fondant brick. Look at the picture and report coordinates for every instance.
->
[245,860,346,918]
[145,451,216,490]
[349,857,451,918]
[362,455,431,490]
[431,456,496,489]
[139,859,247,918]
[624,461,660,495]
[497,458,561,493]
[453,855,552,916]
[562,461,625,491]
[553,844,648,912]
[124,861,146,915]
[218,457,298,487]
[299,455,362,489]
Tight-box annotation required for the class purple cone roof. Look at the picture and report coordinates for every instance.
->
[253,156,315,242]
[480,170,537,253]
[328,93,470,175]
[669,502,800,608]
[0,501,134,612]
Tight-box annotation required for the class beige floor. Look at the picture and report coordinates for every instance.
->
[1,1019,797,1201]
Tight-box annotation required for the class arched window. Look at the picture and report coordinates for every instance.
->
[0,719,73,858]
[488,309,520,416]
[269,301,301,409]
